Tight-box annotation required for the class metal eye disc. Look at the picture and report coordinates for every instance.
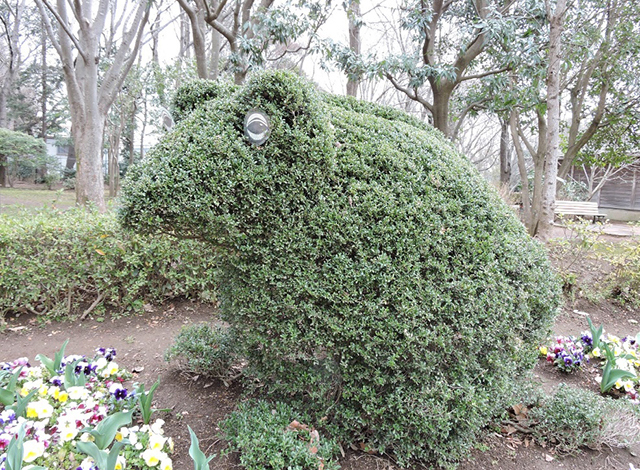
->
[244,109,270,145]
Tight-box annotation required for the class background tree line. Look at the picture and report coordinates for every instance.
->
[0,0,638,238]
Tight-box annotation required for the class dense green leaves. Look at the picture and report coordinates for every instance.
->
[222,401,339,470]
[0,128,47,159]
[120,70,560,466]
[0,209,217,322]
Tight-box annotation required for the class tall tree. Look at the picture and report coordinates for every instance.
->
[329,0,518,138]
[537,0,567,238]
[35,0,150,211]
[504,0,639,236]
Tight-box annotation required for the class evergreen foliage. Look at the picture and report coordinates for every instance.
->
[0,209,216,321]
[120,70,561,466]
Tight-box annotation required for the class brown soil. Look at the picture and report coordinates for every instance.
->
[2,242,640,469]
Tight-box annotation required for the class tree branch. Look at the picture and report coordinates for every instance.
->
[459,66,509,82]
[451,97,489,141]
[515,115,537,158]
[451,0,489,83]
[39,0,88,61]
[203,0,235,46]
[385,73,434,112]
[558,83,609,177]
[98,0,150,114]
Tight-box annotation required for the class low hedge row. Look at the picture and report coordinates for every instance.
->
[0,208,216,323]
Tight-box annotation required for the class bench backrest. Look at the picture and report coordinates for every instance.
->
[554,200,601,215]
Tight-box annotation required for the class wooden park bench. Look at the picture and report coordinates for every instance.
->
[554,200,607,222]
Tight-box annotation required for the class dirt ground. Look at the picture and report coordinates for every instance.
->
[2,235,640,469]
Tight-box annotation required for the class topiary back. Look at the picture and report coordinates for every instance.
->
[119,70,560,467]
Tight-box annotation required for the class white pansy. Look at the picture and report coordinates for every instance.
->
[68,386,90,400]
[141,448,167,467]
[59,424,79,442]
[160,458,173,470]
[79,457,95,470]
[148,434,167,450]
[26,399,53,419]
[100,362,119,378]
[22,439,45,463]
[150,419,165,435]
[114,455,126,470]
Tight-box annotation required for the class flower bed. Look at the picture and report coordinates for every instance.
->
[0,343,173,470]
[540,321,640,403]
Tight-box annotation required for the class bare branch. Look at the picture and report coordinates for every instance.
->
[34,0,64,59]
[202,0,235,46]
[385,73,434,113]
[39,0,88,61]
[451,97,489,141]
[515,115,537,158]
[98,0,150,113]
[459,66,509,82]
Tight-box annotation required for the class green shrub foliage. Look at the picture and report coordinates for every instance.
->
[0,209,216,321]
[171,79,238,125]
[165,323,240,380]
[120,70,561,466]
[222,400,340,470]
[530,384,640,453]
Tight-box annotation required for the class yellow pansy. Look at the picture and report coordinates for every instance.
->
[26,399,54,419]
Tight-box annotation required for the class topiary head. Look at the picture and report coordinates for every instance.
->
[119,70,336,248]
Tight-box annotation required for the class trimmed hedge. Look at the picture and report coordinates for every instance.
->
[120,70,561,466]
[0,208,216,322]
[171,79,238,124]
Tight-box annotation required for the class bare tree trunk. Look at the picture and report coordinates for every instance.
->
[537,0,567,239]
[107,112,123,198]
[75,117,106,208]
[40,20,48,138]
[210,28,220,79]
[499,117,511,186]
[66,131,76,169]
[513,110,547,236]
[128,105,136,164]
[431,85,455,137]
[140,98,147,161]
[176,0,209,78]
[37,22,49,183]
[0,90,9,129]
[346,0,361,97]
[510,111,531,226]
[0,157,7,187]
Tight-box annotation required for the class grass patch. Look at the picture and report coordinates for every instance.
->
[0,187,113,215]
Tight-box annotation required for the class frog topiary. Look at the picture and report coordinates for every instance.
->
[119,70,560,466]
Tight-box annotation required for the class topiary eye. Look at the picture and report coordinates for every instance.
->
[244,109,270,145]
